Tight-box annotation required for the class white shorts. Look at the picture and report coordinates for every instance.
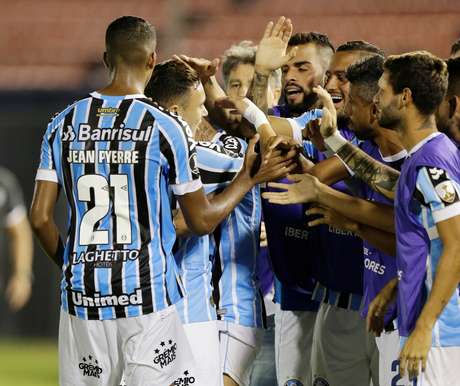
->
[218,320,263,386]
[274,303,317,386]
[59,306,193,386]
[311,302,379,386]
[376,330,412,386]
[177,321,222,386]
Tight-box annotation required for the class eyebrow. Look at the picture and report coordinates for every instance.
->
[293,61,312,67]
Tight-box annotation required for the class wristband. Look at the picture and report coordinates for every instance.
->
[324,131,348,153]
[242,98,269,132]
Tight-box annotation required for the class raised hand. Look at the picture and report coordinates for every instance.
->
[173,55,220,82]
[255,17,296,75]
[313,85,338,138]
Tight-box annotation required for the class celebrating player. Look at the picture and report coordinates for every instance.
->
[29,16,293,386]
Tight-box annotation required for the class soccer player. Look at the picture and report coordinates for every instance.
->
[374,51,460,384]
[29,16,292,386]
[145,59,292,386]
[436,57,460,146]
[0,167,33,312]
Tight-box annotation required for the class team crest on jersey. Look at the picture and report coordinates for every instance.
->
[173,370,196,385]
[78,355,103,378]
[153,339,177,368]
[189,153,200,175]
[285,379,304,386]
[313,377,329,386]
[435,180,457,204]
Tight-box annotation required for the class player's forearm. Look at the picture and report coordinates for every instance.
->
[317,184,395,233]
[7,217,33,278]
[416,243,460,331]
[334,141,400,200]
[267,116,296,138]
[248,71,269,114]
[30,215,62,267]
[308,156,350,186]
[354,223,396,256]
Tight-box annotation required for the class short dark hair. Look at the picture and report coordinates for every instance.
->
[105,16,156,66]
[288,32,335,52]
[447,57,460,97]
[346,55,385,102]
[384,51,448,115]
[451,38,460,56]
[145,60,201,107]
[337,40,385,57]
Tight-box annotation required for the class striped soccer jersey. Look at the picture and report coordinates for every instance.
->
[396,133,460,345]
[36,92,201,321]
[211,133,264,328]
[174,139,243,324]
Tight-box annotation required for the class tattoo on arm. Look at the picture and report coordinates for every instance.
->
[248,72,269,114]
[336,143,400,199]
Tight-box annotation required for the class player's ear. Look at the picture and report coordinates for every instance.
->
[449,95,460,119]
[400,87,412,109]
[102,52,109,69]
[370,102,378,124]
[147,51,156,70]
[169,104,180,115]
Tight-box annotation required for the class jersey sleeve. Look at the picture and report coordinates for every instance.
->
[158,115,202,196]
[286,109,323,145]
[0,168,27,227]
[36,118,60,184]
[196,142,243,194]
[415,166,460,223]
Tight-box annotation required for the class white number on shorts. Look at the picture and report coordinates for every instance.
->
[77,174,132,245]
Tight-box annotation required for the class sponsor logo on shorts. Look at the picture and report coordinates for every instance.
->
[313,377,329,386]
[78,355,103,379]
[153,339,177,368]
[284,380,304,386]
[173,370,196,385]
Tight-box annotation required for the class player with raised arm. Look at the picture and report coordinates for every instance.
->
[29,16,293,386]
[144,59,294,386]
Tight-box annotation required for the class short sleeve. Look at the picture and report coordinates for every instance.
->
[415,166,460,223]
[36,118,60,183]
[0,168,27,227]
[158,114,202,196]
[287,109,323,145]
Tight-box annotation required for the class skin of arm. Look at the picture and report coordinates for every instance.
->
[263,173,395,232]
[5,216,34,310]
[29,181,63,267]
[399,215,460,380]
[335,142,400,200]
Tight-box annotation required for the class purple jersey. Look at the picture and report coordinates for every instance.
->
[357,140,406,325]
[396,133,460,344]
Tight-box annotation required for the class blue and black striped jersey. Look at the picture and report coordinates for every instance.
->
[36,92,202,320]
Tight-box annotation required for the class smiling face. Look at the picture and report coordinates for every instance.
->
[281,43,330,113]
[325,51,370,123]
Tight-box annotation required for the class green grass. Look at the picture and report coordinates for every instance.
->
[0,339,58,386]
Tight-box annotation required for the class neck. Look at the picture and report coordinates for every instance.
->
[397,113,438,151]
[195,119,218,142]
[372,124,405,157]
[98,66,147,96]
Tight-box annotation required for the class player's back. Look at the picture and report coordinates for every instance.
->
[38,92,199,321]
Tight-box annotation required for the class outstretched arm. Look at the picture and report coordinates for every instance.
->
[262,173,395,232]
